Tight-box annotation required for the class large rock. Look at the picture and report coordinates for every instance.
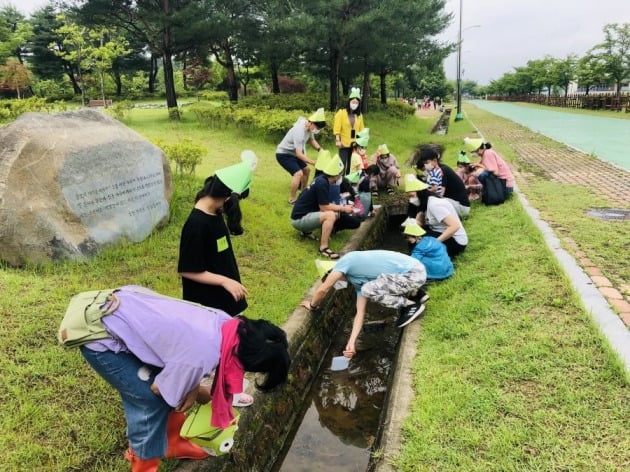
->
[0,109,172,266]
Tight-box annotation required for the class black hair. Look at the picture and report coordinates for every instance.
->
[224,188,249,236]
[417,189,429,213]
[236,317,290,392]
[482,142,492,149]
[311,121,327,129]
[413,143,444,165]
[345,98,362,116]
[340,177,356,198]
[365,164,380,176]
[194,175,232,202]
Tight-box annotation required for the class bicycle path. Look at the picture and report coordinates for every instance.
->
[469,100,630,170]
[465,105,630,337]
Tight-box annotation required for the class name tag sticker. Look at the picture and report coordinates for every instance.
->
[217,236,229,252]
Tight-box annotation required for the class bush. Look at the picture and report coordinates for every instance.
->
[156,138,205,175]
[237,93,328,112]
[107,100,134,121]
[0,97,50,121]
[367,99,416,118]
[278,76,306,93]
[199,91,229,102]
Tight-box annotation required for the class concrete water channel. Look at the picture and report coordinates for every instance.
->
[468,100,630,170]
[176,207,411,472]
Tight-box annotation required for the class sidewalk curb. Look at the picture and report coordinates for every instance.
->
[518,191,630,373]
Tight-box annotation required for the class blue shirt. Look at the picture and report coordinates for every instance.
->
[410,237,453,280]
[332,250,422,294]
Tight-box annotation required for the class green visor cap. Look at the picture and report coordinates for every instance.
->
[215,162,252,194]
[463,137,483,152]
[404,173,428,192]
[357,128,370,139]
[403,224,425,237]
[355,135,369,147]
[315,259,337,279]
[323,154,344,176]
[315,149,332,171]
[347,171,361,184]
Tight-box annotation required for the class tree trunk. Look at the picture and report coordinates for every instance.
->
[64,65,82,95]
[361,58,370,114]
[162,50,179,119]
[270,61,280,94]
[340,78,349,97]
[380,71,387,104]
[329,47,340,111]
[182,52,188,91]
[114,71,122,96]
[149,54,158,93]
[222,42,239,102]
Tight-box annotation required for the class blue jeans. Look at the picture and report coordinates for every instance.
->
[81,347,171,460]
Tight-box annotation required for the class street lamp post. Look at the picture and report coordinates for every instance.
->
[455,0,464,121]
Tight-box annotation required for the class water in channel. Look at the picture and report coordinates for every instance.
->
[273,226,409,472]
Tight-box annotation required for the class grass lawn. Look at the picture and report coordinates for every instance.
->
[0,103,628,471]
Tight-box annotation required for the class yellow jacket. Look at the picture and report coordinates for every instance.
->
[333,109,365,148]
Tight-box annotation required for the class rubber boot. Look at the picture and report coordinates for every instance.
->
[165,411,209,460]
[124,448,160,472]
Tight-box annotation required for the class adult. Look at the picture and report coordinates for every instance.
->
[79,286,290,472]
[276,108,327,204]
[370,144,401,196]
[415,145,470,218]
[407,176,468,258]
[178,159,253,317]
[464,137,515,197]
[290,154,355,259]
[303,250,427,355]
[333,87,365,175]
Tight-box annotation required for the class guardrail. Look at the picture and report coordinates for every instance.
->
[485,93,630,112]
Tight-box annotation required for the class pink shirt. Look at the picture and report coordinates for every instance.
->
[481,149,514,188]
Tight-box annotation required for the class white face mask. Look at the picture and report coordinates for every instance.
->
[409,196,420,206]
[358,148,366,155]
[335,177,343,185]
[333,280,348,290]
[350,102,359,111]
[424,163,434,171]
[312,127,320,135]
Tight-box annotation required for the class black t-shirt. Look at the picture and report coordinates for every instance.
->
[291,175,331,219]
[440,163,470,207]
[178,208,247,316]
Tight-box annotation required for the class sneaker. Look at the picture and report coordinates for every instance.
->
[412,289,430,304]
[396,303,425,328]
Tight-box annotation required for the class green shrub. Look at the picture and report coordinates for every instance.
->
[237,92,327,112]
[199,90,230,102]
[157,138,205,174]
[0,97,50,120]
[368,99,416,118]
[107,100,134,121]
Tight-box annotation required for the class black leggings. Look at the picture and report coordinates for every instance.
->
[424,229,466,257]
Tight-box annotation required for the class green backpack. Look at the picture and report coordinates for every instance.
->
[57,289,119,348]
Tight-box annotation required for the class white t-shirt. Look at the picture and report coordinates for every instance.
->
[426,196,468,245]
[276,117,312,156]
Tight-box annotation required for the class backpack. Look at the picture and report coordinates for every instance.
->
[481,173,507,205]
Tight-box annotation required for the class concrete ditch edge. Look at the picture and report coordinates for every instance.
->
[518,192,630,373]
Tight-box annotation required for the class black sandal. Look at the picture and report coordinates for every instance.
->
[386,187,395,195]
[300,231,318,241]
[371,191,379,197]
[318,247,340,259]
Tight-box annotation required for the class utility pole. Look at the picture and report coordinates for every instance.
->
[455,0,464,121]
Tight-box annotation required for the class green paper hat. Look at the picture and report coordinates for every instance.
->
[404,173,428,192]
[377,144,390,155]
[315,259,337,279]
[347,171,361,184]
[323,154,344,176]
[463,137,483,152]
[403,224,426,237]
[349,87,361,100]
[357,128,369,139]
[309,107,326,122]
[215,162,252,194]
[355,135,369,147]
[315,149,332,171]
[457,151,471,164]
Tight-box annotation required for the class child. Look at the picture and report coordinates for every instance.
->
[370,144,401,196]
[455,151,483,201]
[349,128,370,173]
[354,165,379,217]
[403,223,453,281]
[421,152,444,197]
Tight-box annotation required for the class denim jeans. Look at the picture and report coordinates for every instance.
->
[81,347,171,460]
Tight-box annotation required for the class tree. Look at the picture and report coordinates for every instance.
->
[85,27,130,102]
[0,58,32,98]
[550,54,577,96]
[576,54,605,94]
[0,6,32,65]
[589,23,630,96]
[74,0,212,119]
[29,5,82,94]
[50,16,89,105]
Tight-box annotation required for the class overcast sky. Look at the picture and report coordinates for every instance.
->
[6,0,630,85]
[439,0,628,84]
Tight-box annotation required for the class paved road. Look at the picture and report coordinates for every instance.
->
[469,100,630,170]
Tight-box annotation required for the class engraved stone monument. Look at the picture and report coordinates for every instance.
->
[0,109,173,265]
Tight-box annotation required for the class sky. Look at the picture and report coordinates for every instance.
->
[439,0,629,84]
[6,0,630,85]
